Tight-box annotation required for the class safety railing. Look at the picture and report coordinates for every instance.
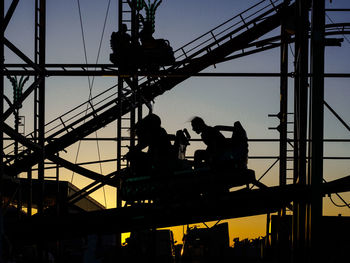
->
[170,0,289,69]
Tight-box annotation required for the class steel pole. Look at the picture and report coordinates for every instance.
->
[37,0,46,216]
[279,7,288,208]
[309,1,325,261]
[293,1,310,262]
[0,1,4,261]
[116,0,124,247]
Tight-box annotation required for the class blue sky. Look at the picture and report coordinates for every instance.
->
[3,0,350,242]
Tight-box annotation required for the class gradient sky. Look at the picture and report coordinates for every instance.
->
[3,0,350,244]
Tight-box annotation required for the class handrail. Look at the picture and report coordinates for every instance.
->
[170,0,287,66]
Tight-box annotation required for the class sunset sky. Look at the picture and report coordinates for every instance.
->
[3,0,350,244]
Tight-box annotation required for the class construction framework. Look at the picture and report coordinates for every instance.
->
[1,0,350,262]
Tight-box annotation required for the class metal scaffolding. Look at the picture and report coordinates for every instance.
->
[1,0,350,262]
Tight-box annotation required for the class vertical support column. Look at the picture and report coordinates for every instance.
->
[116,77,122,247]
[277,7,289,260]
[32,0,39,216]
[56,153,60,215]
[27,169,32,216]
[292,0,310,262]
[116,1,123,248]
[116,0,124,204]
[130,0,138,149]
[279,6,288,209]
[37,0,46,215]
[0,1,4,261]
[116,78,122,205]
[309,0,325,261]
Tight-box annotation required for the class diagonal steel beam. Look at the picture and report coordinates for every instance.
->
[2,0,19,33]
[324,100,350,133]
[48,155,107,182]
[67,170,118,205]
[4,38,42,72]
[3,123,107,182]
[3,122,42,152]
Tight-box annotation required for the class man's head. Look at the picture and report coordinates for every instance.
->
[134,114,161,135]
[121,24,128,33]
[191,116,206,134]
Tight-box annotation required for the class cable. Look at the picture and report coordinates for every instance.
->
[213,220,222,227]
[288,43,295,58]
[89,0,111,90]
[95,132,107,207]
[250,158,279,190]
[71,0,89,184]
[76,0,92,88]
[90,0,112,208]
[72,0,112,208]
[329,194,350,208]
[324,177,350,209]
[202,222,210,228]
[201,220,222,229]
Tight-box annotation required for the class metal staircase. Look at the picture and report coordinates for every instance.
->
[5,0,295,176]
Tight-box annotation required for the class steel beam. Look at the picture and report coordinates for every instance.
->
[324,100,350,132]
[279,8,289,199]
[293,1,311,262]
[3,0,19,33]
[4,69,350,78]
[35,0,46,219]
[2,122,111,184]
[309,1,325,261]
[4,38,41,72]
[0,1,4,261]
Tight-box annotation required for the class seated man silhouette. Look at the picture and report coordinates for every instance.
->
[110,24,133,67]
[127,114,175,177]
[191,116,226,169]
[230,121,249,168]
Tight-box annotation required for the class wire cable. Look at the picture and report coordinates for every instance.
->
[90,0,112,208]
[324,178,350,209]
[329,194,350,208]
[71,0,90,185]
[89,0,112,90]
[72,0,112,208]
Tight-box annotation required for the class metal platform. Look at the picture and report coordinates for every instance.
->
[5,183,308,242]
[7,173,350,242]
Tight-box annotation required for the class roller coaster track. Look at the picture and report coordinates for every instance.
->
[5,0,294,176]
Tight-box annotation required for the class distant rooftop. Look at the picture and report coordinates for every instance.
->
[2,177,105,212]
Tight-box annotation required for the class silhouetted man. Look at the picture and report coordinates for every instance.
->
[110,24,131,53]
[110,24,132,67]
[191,116,226,168]
[127,114,175,176]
